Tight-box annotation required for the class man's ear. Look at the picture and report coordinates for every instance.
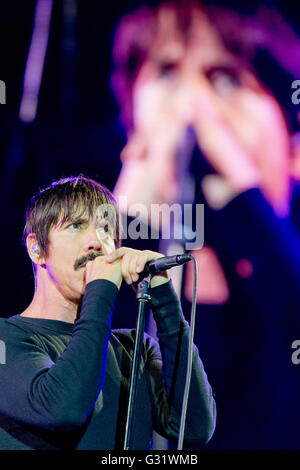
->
[26,233,45,267]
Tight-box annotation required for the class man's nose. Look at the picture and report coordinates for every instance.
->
[84,226,103,252]
[173,67,211,124]
[180,68,219,121]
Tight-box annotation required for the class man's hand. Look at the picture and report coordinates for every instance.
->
[84,248,170,290]
[106,247,170,288]
[192,73,291,216]
[85,255,123,289]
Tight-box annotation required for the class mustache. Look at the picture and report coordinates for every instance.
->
[74,251,103,271]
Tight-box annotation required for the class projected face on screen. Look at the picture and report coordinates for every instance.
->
[114,4,292,218]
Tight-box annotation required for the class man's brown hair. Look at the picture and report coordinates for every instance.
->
[23,175,121,259]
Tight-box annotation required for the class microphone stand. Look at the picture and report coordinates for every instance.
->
[123,273,152,450]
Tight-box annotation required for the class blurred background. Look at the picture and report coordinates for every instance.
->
[1,0,300,450]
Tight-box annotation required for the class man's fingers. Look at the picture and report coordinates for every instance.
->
[121,253,131,284]
[136,254,146,273]
[128,254,140,283]
[106,248,164,284]
[106,247,127,262]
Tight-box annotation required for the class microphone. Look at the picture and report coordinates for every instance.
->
[138,254,192,281]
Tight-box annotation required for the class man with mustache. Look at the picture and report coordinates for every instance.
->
[0,175,215,449]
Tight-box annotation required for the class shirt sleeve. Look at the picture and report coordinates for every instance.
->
[145,280,216,445]
[0,279,119,433]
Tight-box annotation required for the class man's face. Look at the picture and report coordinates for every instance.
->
[133,9,257,133]
[128,8,291,212]
[42,208,116,303]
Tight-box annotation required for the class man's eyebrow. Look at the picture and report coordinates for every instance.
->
[60,216,89,227]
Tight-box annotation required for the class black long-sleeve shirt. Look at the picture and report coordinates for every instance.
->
[0,279,215,450]
[190,186,300,448]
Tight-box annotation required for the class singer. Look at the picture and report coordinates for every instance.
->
[0,175,215,450]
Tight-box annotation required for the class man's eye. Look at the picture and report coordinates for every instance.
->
[157,61,179,78]
[205,66,241,95]
[68,222,83,230]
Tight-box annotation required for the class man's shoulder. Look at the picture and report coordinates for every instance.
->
[0,316,34,341]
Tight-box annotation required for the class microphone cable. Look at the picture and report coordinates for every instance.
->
[177,254,198,450]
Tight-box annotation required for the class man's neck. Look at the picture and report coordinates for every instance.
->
[21,281,81,324]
